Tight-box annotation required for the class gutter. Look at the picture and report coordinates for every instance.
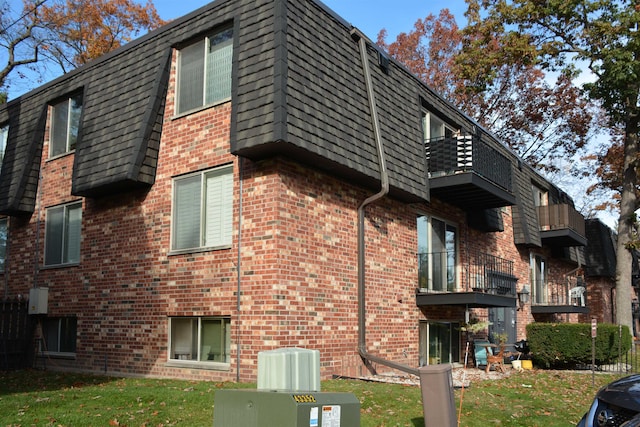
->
[351,28,419,377]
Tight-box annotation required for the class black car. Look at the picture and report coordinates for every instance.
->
[578,374,640,426]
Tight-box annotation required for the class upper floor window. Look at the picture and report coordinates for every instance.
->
[417,214,458,292]
[171,165,233,252]
[0,124,8,170]
[45,201,82,266]
[0,217,6,272]
[50,94,83,157]
[422,110,455,141]
[177,27,233,115]
[531,254,547,304]
[532,184,548,207]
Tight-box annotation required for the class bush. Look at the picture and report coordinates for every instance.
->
[526,322,632,368]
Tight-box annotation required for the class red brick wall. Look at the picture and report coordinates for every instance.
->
[0,46,595,383]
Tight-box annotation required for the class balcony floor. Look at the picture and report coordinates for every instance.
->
[429,172,516,210]
[416,291,517,308]
[531,305,589,314]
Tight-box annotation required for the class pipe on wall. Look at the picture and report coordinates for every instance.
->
[351,27,419,377]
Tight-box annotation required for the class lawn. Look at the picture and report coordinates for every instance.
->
[0,369,622,426]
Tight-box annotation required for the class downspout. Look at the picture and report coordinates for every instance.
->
[351,28,419,376]
[236,157,244,383]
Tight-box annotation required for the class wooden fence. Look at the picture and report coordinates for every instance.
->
[0,297,33,370]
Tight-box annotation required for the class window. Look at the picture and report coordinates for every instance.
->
[172,166,233,251]
[169,317,230,363]
[532,184,548,207]
[417,215,458,292]
[0,218,6,272]
[41,317,77,354]
[419,321,460,366]
[531,254,547,304]
[0,124,8,170]
[50,94,83,157]
[422,110,455,141]
[177,27,233,114]
[45,202,82,266]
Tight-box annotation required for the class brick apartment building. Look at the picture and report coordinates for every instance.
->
[0,0,619,381]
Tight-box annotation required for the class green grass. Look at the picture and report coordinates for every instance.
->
[0,369,623,426]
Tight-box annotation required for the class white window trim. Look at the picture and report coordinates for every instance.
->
[167,316,231,371]
[0,217,7,273]
[417,213,459,292]
[422,110,456,141]
[49,95,82,158]
[530,253,547,304]
[39,317,77,357]
[0,124,8,171]
[170,165,233,254]
[44,201,82,267]
[174,27,233,117]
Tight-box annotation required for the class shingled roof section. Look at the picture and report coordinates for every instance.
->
[0,0,249,213]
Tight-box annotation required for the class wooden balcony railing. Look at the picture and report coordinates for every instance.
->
[536,204,586,236]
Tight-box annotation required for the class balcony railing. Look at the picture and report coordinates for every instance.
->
[531,278,586,307]
[417,250,516,297]
[467,250,517,297]
[425,134,512,193]
[537,204,586,236]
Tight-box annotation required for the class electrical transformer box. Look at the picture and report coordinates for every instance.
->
[213,389,360,427]
[28,287,48,315]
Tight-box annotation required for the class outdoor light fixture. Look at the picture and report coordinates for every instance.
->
[517,285,530,311]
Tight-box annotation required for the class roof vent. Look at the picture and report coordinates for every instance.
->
[378,50,390,74]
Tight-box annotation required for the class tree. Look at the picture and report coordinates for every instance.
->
[38,0,165,73]
[0,0,46,94]
[377,9,600,175]
[0,0,165,98]
[465,0,640,332]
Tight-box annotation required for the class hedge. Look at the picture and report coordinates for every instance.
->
[526,322,632,368]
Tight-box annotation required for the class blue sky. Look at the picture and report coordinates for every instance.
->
[154,0,468,42]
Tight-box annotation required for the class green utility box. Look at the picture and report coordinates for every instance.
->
[213,390,360,427]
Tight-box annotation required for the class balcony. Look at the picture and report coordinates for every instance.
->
[530,278,589,314]
[426,134,516,210]
[416,250,517,308]
[537,204,587,247]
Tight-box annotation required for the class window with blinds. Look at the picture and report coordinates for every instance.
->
[177,27,233,115]
[169,317,230,364]
[171,165,233,252]
[44,202,82,266]
[50,94,83,157]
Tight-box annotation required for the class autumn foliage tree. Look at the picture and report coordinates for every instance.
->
[37,0,165,72]
[377,9,600,175]
[468,0,640,342]
[0,0,165,98]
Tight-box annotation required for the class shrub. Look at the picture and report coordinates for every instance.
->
[526,322,632,368]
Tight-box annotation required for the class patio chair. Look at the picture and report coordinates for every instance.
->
[473,340,491,368]
[570,286,586,306]
[486,344,505,373]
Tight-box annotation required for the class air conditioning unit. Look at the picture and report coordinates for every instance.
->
[28,287,48,314]
[257,347,320,392]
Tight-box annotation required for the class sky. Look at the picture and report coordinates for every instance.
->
[2,0,617,227]
[153,0,468,42]
[3,0,469,98]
